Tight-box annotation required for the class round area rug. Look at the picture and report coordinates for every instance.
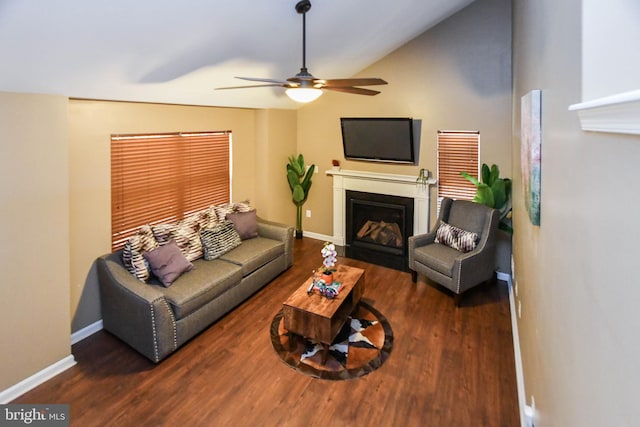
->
[270,300,393,380]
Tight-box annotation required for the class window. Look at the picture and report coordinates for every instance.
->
[437,130,480,209]
[111,131,231,251]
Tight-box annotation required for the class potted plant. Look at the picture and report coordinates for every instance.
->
[331,159,341,170]
[286,154,315,239]
[320,241,338,283]
[461,163,513,274]
[461,163,512,233]
[416,168,430,190]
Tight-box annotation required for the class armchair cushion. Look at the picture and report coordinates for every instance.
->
[434,221,479,253]
[413,242,460,277]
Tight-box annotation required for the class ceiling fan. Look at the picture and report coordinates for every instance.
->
[215,0,388,103]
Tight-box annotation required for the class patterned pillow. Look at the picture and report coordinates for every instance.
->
[200,220,242,260]
[191,207,218,230]
[152,213,204,262]
[122,225,159,282]
[213,200,252,222]
[434,221,479,253]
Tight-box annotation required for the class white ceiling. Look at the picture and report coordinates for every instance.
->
[0,0,474,109]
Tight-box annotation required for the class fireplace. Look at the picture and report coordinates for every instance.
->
[327,169,436,271]
[345,190,414,271]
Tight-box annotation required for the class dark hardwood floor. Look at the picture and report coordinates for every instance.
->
[14,238,519,426]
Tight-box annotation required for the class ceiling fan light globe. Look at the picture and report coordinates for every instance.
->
[286,88,322,103]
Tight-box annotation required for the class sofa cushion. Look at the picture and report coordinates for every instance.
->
[122,224,159,282]
[219,236,284,277]
[413,242,459,277]
[434,221,479,253]
[200,220,242,260]
[161,259,243,320]
[144,241,194,287]
[226,210,258,240]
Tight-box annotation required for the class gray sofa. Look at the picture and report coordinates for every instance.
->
[97,218,293,362]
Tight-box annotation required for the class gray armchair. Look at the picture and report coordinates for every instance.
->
[408,197,499,305]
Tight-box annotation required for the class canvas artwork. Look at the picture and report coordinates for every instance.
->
[521,90,541,226]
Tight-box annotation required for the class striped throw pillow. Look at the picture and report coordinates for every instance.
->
[200,220,242,260]
[122,224,159,282]
[434,221,479,253]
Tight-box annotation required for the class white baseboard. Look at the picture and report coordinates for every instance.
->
[0,355,76,404]
[496,271,512,286]
[524,405,535,427]
[508,276,528,427]
[301,231,332,242]
[71,319,103,345]
[0,321,101,403]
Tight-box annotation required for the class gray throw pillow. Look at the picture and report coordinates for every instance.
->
[200,220,242,260]
[143,240,194,287]
[226,210,258,240]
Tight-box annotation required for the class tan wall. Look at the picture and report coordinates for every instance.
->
[0,92,72,390]
[513,0,640,425]
[296,0,512,236]
[68,100,295,331]
[254,109,298,225]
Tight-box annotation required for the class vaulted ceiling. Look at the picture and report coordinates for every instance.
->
[0,0,474,109]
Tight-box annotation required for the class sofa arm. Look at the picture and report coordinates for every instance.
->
[96,252,177,362]
[257,217,294,268]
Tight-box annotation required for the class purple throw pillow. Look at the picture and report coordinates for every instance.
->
[143,241,194,287]
[226,210,258,240]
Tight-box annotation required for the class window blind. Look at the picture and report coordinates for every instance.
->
[111,131,231,251]
[437,131,480,205]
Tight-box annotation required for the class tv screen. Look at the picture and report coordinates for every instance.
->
[340,117,416,164]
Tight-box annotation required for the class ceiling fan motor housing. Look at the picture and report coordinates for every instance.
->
[295,0,311,14]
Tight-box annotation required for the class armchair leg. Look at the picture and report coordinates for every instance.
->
[410,270,417,282]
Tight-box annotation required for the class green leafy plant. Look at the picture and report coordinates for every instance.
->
[461,163,512,233]
[286,154,315,238]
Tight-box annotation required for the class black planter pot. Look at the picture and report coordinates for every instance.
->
[295,230,303,239]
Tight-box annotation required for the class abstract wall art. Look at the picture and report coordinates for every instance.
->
[521,90,542,226]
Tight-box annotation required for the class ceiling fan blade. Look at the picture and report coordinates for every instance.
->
[235,76,290,84]
[325,86,382,96]
[215,83,285,90]
[320,78,388,88]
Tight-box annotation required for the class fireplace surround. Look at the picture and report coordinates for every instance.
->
[327,169,437,270]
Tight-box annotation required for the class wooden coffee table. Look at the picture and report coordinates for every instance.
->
[282,264,365,364]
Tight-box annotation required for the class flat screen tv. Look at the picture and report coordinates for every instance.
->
[340,117,416,164]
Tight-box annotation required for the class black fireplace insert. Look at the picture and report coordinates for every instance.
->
[345,190,414,271]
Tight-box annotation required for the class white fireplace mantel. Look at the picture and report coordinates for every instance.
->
[326,169,437,246]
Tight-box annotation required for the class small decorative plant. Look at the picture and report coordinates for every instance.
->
[286,154,315,239]
[320,241,337,274]
[331,159,340,167]
[461,163,512,233]
[416,168,429,190]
